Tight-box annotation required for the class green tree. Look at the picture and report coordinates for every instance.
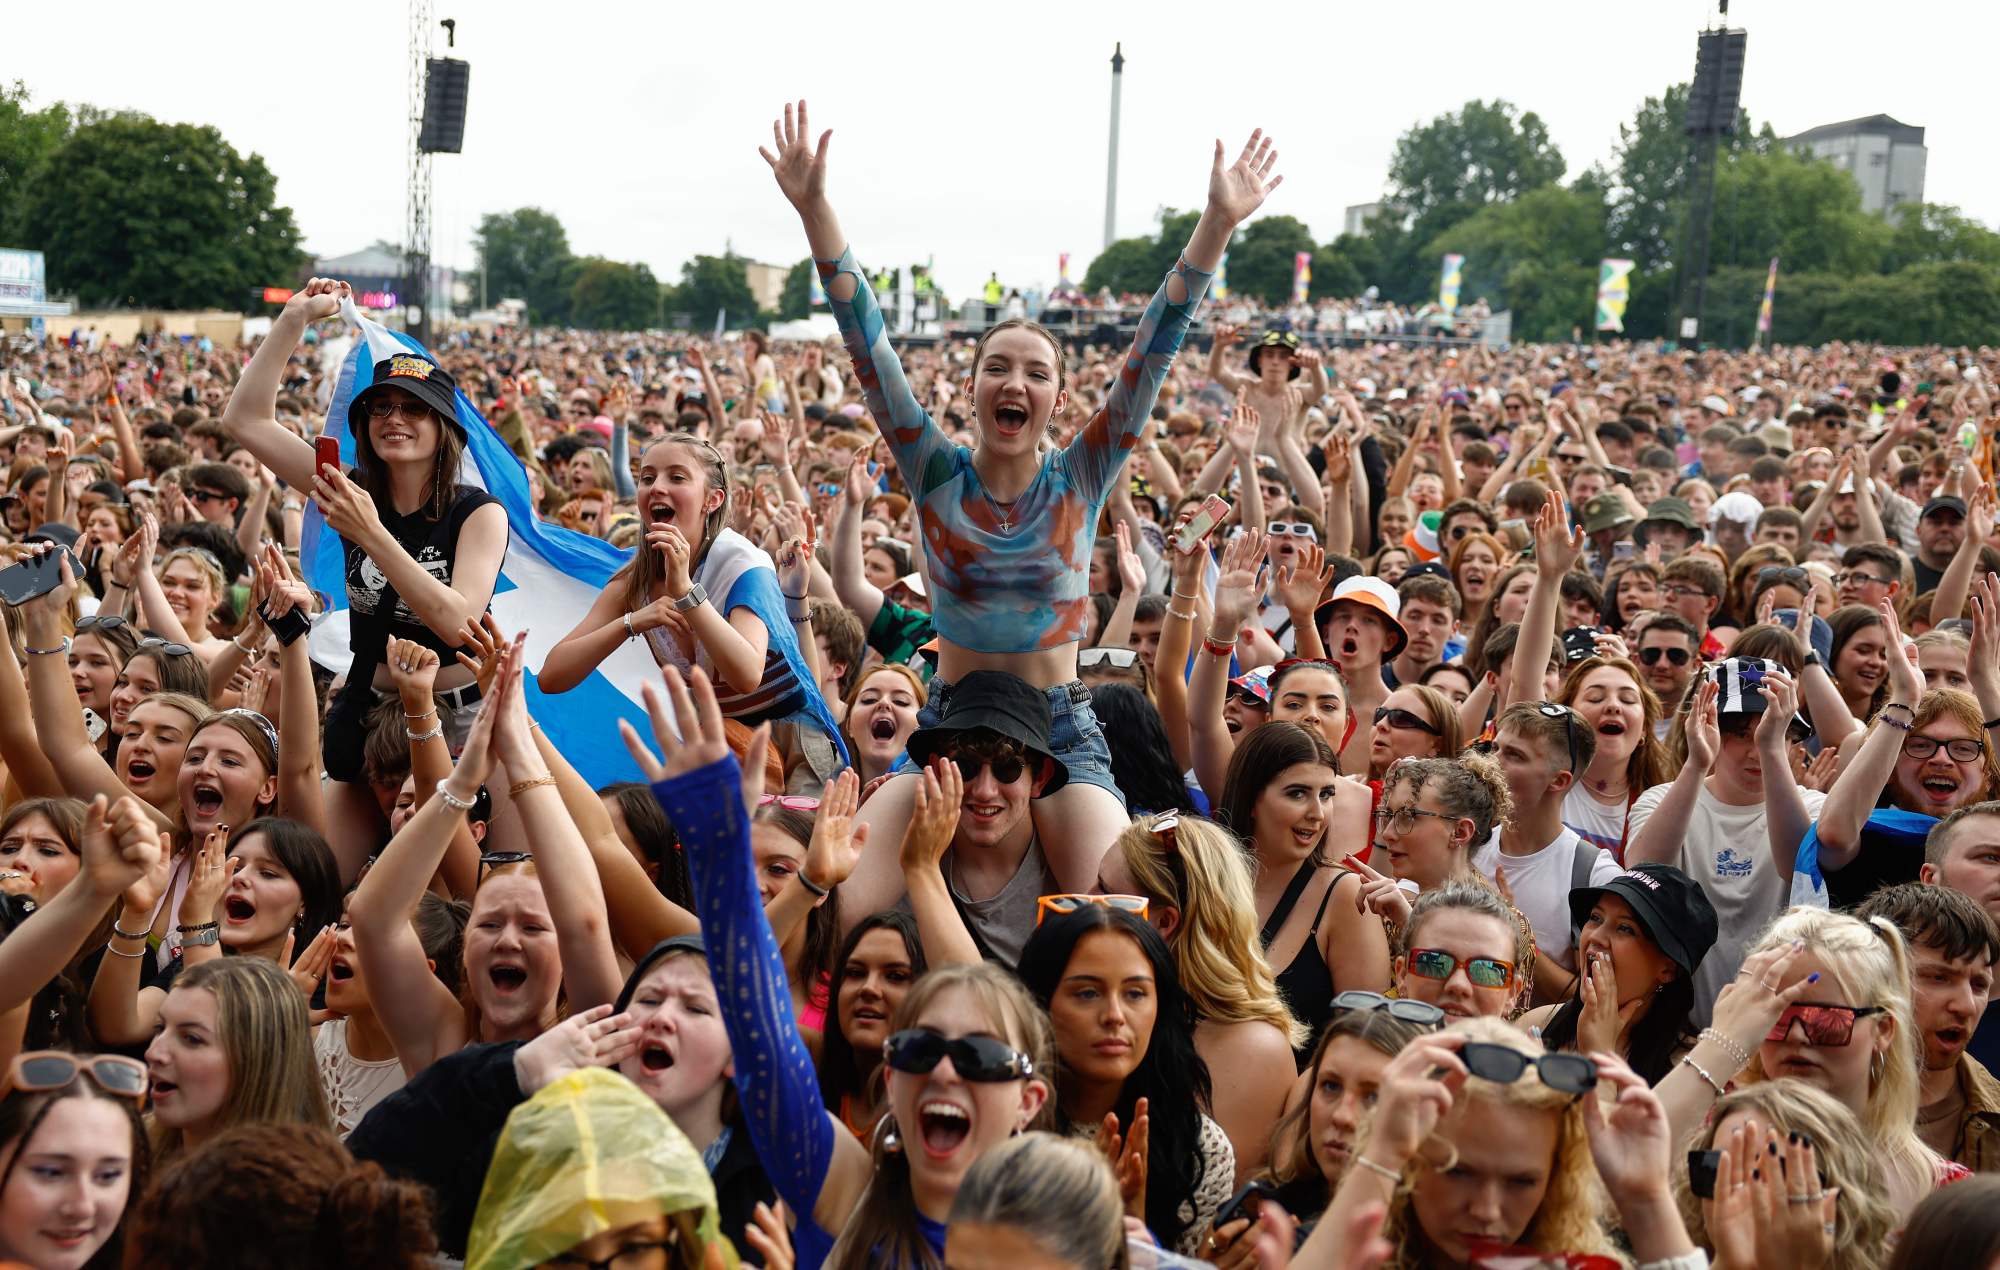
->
[1426,184,1609,340]
[1881,204,2000,273]
[567,257,661,330]
[0,82,84,239]
[11,113,303,309]
[1226,215,1316,305]
[473,208,574,323]
[778,258,816,320]
[1707,145,1888,276]
[676,254,755,327]
[1309,237,1367,302]
[1388,100,1565,227]
[1079,209,1203,296]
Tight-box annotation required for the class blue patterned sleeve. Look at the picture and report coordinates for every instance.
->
[1062,256,1214,499]
[818,247,955,500]
[653,756,836,1261]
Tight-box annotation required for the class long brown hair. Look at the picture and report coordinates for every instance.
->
[615,434,729,616]
[351,400,466,522]
[0,1069,151,1270]
[1556,655,1676,793]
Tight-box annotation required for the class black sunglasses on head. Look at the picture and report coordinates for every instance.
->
[883,1028,1033,1082]
[76,614,131,633]
[1537,702,1583,774]
[1331,990,1445,1028]
[1756,566,1810,588]
[478,850,528,879]
[136,637,193,658]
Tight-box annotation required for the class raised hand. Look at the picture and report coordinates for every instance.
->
[286,923,336,1000]
[620,666,773,819]
[1685,679,1722,775]
[282,278,350,326]
[1707,940,1818,1078]
[804,769,868,896]
[1575,950,1639,1056]
[1578,1052,1675,1212]
[1323,431,1354,487]
[1346,852,1415,927]
[385,638,441,698]
[80,795,165,902]
[182,825,237,927]
[1208,130,1283,227]
[759,99,832,213]
[1113,521,1146,596]
[1274,542,1333,618]
[1359,1033,1469,1168]
[1970,572,2000,693]
[311,465,385,546]
[1878,598,1924,707]
[447,631,524,800]
[1705,1120,1838,1270]
[454,612,508,697]
[1753,668,1800,753]
[1098,1096,1151,1220]
[1226,392,1260,455]
[901,760,964,878]
[1209,527,1266,634]
[512,1003,643,1095]
[1533,488,1584,578]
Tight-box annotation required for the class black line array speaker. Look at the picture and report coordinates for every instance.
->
[1685,30,1747,136]
[419,57,471,154]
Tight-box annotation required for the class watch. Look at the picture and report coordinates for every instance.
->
[669,583,708,613]
[179,926,220,947]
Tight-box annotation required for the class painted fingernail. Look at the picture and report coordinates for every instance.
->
[1768,1141,1778,1156]
[1799,1133,1814,1150]
[1807,972,1821,984]
[1788,1131,1799,1145]
[1752,1168,1761,1181]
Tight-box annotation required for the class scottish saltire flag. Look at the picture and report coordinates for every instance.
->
[304,298,664,785]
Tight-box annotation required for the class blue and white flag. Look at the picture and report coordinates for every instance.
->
[304,299,662,786]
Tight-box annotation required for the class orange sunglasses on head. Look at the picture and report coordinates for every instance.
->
[1035,893,1148,927]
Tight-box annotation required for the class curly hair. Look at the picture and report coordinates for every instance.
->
[1381,752,1514,845]
[1378,1016,1616,1267]
[128,1123,435,1269]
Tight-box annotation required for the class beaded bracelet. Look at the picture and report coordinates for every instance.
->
[437,783,478,812]
[1679,1054,1725,1096]
[1697,1026,1751,1072]
[1166,606,1197,623]
[24,637,71,658]
[406,725,444,743]
[1879,712,1913,733]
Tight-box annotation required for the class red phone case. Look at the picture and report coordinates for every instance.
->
[315,437,340,475]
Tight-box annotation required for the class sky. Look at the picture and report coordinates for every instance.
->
[14,0,2000,303]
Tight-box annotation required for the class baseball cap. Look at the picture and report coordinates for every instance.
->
[1568,864,1719,977]
[1700,394,1732,416]
[1921,495,1968,522]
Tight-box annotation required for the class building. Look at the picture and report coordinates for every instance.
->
[1343,201,1384,238]
[1784,115,1926,217]
[742,260,789,314]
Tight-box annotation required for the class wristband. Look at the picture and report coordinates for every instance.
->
[1985,716,2000,732]
[1878,711,1913,733]
[232,633,258,655]
[1881,701,1916,716]
[104,943,146,959]
[508,774,557,797]
[797,871,831,899]
[176,921,219,934]
[1350,1155,1402,1185]
[24,637,72,658]
[1201,636,1235,658]
[112,921,151,942]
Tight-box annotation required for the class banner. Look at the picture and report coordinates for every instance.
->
[1291,251,1311,305]
[1757,257,1779,335]
[1057,252,1071,288]
[1439,254,1464,315]
[808,268,826,307]
[1595,258,1635,333]
[1212,251,1229,302]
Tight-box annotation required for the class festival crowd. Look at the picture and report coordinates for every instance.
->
[0,100,1998,1270]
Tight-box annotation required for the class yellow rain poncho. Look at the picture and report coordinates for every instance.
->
[465,1067,733,1270]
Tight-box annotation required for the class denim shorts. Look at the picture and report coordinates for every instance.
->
[894,677,1124,806]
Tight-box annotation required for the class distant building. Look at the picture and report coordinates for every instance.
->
[1343,202,1384,238]
[742,261,789,314]
[1784,115,1926,217]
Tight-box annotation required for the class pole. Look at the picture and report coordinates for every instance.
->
[1103,43,1124,251]
[1675,128,1719,350]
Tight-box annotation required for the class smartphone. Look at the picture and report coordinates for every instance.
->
[314,435,341,477]
[0,548,84,606]
[1177,495,1231,553]
[1688,1150,1722,1200]
[82,707,107,745]
[1213,1179,1278,1231]
[1561,627,1600,664]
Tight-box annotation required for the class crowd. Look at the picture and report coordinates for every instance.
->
[0,98,1996,1270]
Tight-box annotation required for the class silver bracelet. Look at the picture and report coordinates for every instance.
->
[437,782,478,812]
[406,725,444,743]
[1350,1155,1402,1185]
[1680,1054,1725,1097]
[622,611,636,639]
[1698,1026,1751,1073]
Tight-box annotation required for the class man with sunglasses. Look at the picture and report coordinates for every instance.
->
[183,460,248,528]
[842,671,1071,968]
[1633,616,1699,733]
[1855,882,2000,1171]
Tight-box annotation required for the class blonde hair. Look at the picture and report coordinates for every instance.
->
[151,958,330,1166]
[949,1133,1129,1270]
[1379,1016,1616,1267]
[1901,689,2000,807]
[1674,1079,1895,1270]
[1113,814,1305,1048]
[156,546,226,599]
[1741,908,1936,1204]
[826,964,1055,1270]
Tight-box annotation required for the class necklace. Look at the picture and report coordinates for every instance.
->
[978,482,1022,534]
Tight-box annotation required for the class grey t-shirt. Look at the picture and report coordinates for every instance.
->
[902,833,1057,970]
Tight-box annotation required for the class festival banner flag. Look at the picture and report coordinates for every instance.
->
[1058,252,1071,287]
[1439,254,1464,315]
[808,268,826,307]
[1212,251,1229,301]
[305,299,844,785]
[1595,258,1635,333]
[1756,257,1779,335]
[1291,252,1311,305]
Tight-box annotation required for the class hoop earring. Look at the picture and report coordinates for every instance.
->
[1869,1050,1885,1086]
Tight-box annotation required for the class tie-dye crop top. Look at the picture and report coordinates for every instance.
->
[819,246,1211,653]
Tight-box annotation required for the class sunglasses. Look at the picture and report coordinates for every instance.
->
[477,850,529,880]
[7,1050,147,1100]
[757,794,822,811]
[76,614,132,633]
[1903,735,1984,764]
[943,749,1028,786]
[1537,701,1584,774]
[1267,522,1318,540]
[1373,706,1442,735]
[1406,948,1516,991]
[1036,893,1148,927]
[816,483,843,498]
[188,488,231,505]
[1459,1041,1598,1097]
[1756,566,1810,588]
[1078,647,1140,670]
[1637,645,1691,667]
[883,1028,1034,1082]
[365,398,436,422]
[1330,990,1445,1028]
[136,637,193,658]
[1766,1002,1885,1047]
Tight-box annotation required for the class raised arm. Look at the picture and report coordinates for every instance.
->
[1227,398,1266,537]
[219,284,339,491]
[261,550,329,841]
[387,637,477,898]
[1153,529,1209,775]
[1511,490,1581,707]
[1815,599,1924,871]
[827,446,887,630]
[1206,324,1250,394]
[1274,541,1333,664]
[1320,431,1356,561]
[1626,682,1715,869]
[1753,670,1813,885]
[1192,531,1263,800]
[900,762,982,966]
[0,597,62,799]
[0,796,160,1015]
[1931,485,1994,626]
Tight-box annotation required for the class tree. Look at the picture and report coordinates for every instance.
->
[1388,100,1566,229]
[567,257,661,330]
[676,254,755,327]
[1309,237,1367,302]
[778,258,816,320]
[473,208,574,323]
[0,82,84,240]
[1079,209,1203,296]
[1881,204,2000,273]
[11,113,303,309]
[1426,184,1609,340]
[1226,214,1316,305]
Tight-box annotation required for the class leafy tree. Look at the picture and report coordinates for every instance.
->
[473,208,574,323]
[567,257,661,330]
[1226,215,1316,305]
[0,82,85,240]
[1309,238,1367,302]
[1426,184,1609,340]
[1079,209,1203,296]
[1881,204,2000,273]
[1388,100,1565,228]
[778,258,816,320]
[676,254,755,327]
[1707,145,1888,276]
[12,113,303,309]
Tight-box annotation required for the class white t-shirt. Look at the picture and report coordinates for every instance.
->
[1626,782,1829,1026]
[1563,785,1633,858]
[1474,825,1622,975]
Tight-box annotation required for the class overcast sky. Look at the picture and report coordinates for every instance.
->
[15,0,1998,301]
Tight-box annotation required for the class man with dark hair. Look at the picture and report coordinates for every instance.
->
[1723,434,1768,477]
[1438,497,1495,549]
[1837,542,1903,609]
[185,461,250,527]
[1746,455,1789,508]
[1389,574,1460,688]
[1914,496,1969,594]
[807,600,865,707]
[1127,594,1170,672]
[1925,801,2000,1072]
[1633,615,1699,731]
[1752,506,1804,554]
[1855,882,2000,1169]
[1661,556,1726,660]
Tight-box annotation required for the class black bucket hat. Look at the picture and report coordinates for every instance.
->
[904,670,1069,796]
[1568,863,1719,977]
[615,935,708,1014]
[1246,329,1302,380]
[349,352,467,441]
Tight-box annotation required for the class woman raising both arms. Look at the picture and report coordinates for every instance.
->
[760,99,1286,906]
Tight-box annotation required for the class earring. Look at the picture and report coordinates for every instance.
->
[1870,1050,1885,1086]
[877,1117,903,1156]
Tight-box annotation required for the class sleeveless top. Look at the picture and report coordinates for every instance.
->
[343,481,500,663]
[1261,858,1344,1066]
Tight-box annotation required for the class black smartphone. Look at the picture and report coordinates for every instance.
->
[1561,626,1601,664]
[1213,1179,1278,1230]
[0,548,83,606]
[259,601,310,648]
[1688,1149,1722,1199]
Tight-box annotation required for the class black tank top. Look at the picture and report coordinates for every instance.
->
[1260,858,1344,1067]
